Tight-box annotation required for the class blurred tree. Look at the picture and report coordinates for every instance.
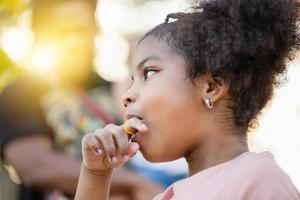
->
[0,0,30,45]
[0,0,29,91]
[0,48,22,91]
[0,48,15,74]
[0,0,27,15]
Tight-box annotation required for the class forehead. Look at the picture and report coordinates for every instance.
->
[132,36,185,67]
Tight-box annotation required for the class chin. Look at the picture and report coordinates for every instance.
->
[140,148,176,163]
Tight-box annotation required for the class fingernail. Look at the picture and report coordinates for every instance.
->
[140,124,147,130]
[96,148,102,156]
[123,155,129,162]
[112,157,118,164]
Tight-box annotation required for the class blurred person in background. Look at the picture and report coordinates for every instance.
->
[0,0,163,199]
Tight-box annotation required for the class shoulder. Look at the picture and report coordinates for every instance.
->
[172,152,299,199]
[235,151,290,181]
[231,151,300,199]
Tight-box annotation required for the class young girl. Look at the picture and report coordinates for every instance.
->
[75,0,300,199]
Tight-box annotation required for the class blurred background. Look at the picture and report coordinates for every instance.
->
[0,0,299,191]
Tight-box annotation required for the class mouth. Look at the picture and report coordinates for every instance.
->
[123,112,147,142]
[124,113,143,121]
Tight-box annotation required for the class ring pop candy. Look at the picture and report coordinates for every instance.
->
[123,120,137,135]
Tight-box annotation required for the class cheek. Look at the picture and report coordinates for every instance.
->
[140,83,203,161]
[142,81,186,128]
[144,80,200,130]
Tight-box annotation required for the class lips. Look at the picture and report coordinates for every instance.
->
[123,113,143,121]
[123,112,146,142]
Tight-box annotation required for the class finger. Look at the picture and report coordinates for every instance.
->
[128,142,140,158]
[110,156,120,167]
[110,142,138,167]
[82,133,103,156]
[95,125,117,161]
[112,126,130,156]
[109,141,139,168]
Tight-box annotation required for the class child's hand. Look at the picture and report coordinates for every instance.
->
[81,117,148,172]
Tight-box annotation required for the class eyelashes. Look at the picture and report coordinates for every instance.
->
[129,67,159,84]
[143,67,159,80]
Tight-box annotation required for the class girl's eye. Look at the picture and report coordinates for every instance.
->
[144,68,158,80]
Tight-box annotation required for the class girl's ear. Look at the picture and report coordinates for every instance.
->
[195,74,230,107]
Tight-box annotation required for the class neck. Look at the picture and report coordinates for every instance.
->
[185,130,248,176]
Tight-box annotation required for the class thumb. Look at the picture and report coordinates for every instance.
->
[128,142,139,158]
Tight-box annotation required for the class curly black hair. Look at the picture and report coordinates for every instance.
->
[140,0,300,130]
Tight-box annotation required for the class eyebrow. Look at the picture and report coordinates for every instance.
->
[135,56,163,70]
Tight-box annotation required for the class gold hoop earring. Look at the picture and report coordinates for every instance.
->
[205,98,214,109]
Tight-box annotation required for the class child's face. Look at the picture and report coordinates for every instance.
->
[123,37,207,162]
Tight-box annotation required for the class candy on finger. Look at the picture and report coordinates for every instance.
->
[123,120,137,135]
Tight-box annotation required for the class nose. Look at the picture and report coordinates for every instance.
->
[122,89,137,108]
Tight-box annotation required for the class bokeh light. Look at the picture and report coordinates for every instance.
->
[94,34,130,82]
[1,27,33,62]
[29,44,57,70]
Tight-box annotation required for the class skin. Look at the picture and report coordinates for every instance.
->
[75,36,249,200]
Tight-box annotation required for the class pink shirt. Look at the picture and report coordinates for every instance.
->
[153,152,299,200]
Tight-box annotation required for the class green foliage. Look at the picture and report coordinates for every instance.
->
[0,0,29,91]
[0,48,21,92]
[0,0,27,15]
[0,48,15,74]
